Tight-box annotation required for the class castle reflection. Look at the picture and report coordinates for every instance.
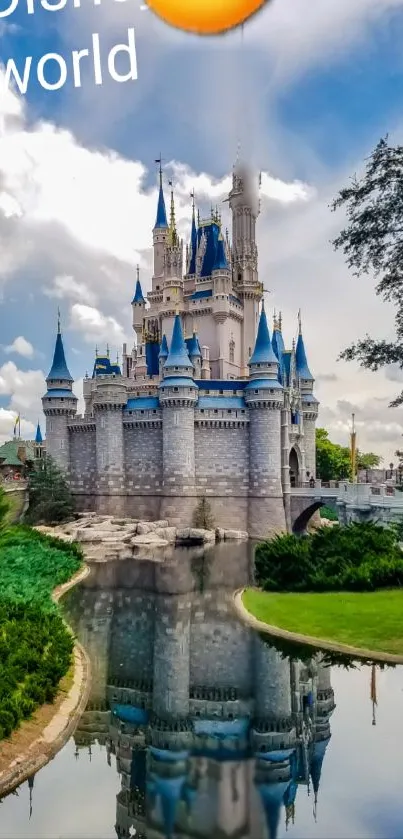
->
[64,542,336,839]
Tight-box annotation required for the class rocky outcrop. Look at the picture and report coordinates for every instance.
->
[35,514,249,562]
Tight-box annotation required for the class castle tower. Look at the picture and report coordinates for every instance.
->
[152,160,169,285]
[212,234,231,379]
[158,334,169,377]
[245,304,286,539]
[187,330,202,379]
[132,266,146,347]
[296,312,318,480]
[159,314,198,526]
[93,372,127,515]
[228,161,262,376]
[42,314,77,471]
[152,593,191,720]
[34,421,44,461]
[272,314,291,532]
[186,192,197,277]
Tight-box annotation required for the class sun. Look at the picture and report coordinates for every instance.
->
[146,0,267,35]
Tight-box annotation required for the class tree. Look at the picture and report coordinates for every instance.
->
[331,137,403,406]
[25,456,75,524]
[316,428,381,481]
[193,497,215,530]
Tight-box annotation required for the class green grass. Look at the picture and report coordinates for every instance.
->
[243,588,403,655]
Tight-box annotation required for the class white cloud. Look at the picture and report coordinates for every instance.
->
[43,274,97,306]
[70,303,129,347]
[4,335,34,358]
[0,407,34,445]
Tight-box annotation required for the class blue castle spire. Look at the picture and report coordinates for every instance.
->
[154,159,168,229]
[47,312,73,382]
[257,779,291,839]
[295,311,314,380]
[187,331,202,358]
[35,422,43,444]
[132,265,146,304]
[213,233,229,271]
[164,314,192,372]
[188,193,198,274]
[249,303,279,367]
[159,333,169,360]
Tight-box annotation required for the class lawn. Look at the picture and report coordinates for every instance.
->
[242,587,403,655]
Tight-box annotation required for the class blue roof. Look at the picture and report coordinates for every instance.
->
[296,332,314,380]
[164,315,193,371]
[160,377,197,389]
[249,307,279,367]
[93,356,112,377]
[256,749,296,763]
[150,747,189,763]
[193,718,249,738]
[198,396,246,410]
[112,704,149,725]
[132,278,146,304]
[198,221,221,277]
[43,388,77,399]
[258,781,290,839]
[213,235,229,271]
[124,397,159,411]
[159,334,169,359]
[47,331,73,382]
[195,379,247,391]
[282,351,291,385]
[272,328,285,362]
[244,378,283,391]
[152,775,186,839]
[109,364,121,376]
[301,393,318,404]
[188,211,197,275]
[230,294,242,306]
[155,178,168,229]
[186,333,202,358]
[188,289,212,301]
[35,422,43,444]
[310,736,331,794]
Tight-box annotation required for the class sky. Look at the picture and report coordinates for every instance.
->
[1,0,403,462]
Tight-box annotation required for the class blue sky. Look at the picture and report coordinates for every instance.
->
[1,0,403,459]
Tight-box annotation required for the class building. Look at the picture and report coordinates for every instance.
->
[0,424,44,482]
[42,160,318,538]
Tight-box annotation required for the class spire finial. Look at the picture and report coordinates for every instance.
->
[292,337,296,351]
[298,308,302,335]
[197,208,200,226]
[279,311,282,332]
[57,307,61,334]
[155,154,163,185]
[106,343,110,358]
[95,345,98,357]
[190,188,195,217]
[136,264,140,282]
[116,351,119,365]
[168,179,177,245]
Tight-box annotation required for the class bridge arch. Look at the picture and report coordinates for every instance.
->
[292,501,324,534]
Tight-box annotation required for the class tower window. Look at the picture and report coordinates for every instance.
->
[173,387,179,392]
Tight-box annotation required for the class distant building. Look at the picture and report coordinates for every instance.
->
[0,423,45,481]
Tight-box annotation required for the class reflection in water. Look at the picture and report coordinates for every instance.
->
[62,542,336,839]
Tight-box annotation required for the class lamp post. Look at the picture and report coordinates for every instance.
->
[389,462,394,481]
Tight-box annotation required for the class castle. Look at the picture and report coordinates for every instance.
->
[42,159,319,538]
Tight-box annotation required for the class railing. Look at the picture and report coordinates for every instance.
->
[290,481,403,507]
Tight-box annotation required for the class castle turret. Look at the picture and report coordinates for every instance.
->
[42,314,77,471]
[229,160,262,376]
[272,314,291,531]
[187,330,202,379]
[132,266,146,346]
[159,314,198,526]
[93,372,127,514]
[296,312,318,480]
[34,421,44,461]
[186,193,197,276]
[212,234,231,378]
[244,304,286,538]
[153,160,169,283]
[158,333,169,377]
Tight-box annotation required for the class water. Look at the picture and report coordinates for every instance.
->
[1,541,403,839]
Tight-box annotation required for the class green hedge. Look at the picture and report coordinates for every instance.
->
[255,521,403,592]
[0,526,83,740]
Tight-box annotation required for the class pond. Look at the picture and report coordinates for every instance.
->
[1,540,403,839]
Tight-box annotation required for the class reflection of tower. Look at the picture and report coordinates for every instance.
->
[153,593,191,720]
[310,658,335,822]
[371,664,377,726]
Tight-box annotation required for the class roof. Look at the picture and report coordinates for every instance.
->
[112,704,149,725]
[159,334,169,359]
[195,379,247,391]
[154,179,168,229]
[272,328,285,361]
[249,307,279,367]
[159,376,197,388]
[188,211,197,275]
[124,397,159,411]
[282,350,291,384]
[310,736,331,794]
[164,314,193,371]
[197,220,221,277]
[132,278,146,304]
[244,378,283,391]
[301,393,318,404]
[0,440,36,467]
[35,422,43,444]
[258,780,291,839]
[193,718,249,738]
[43,388,78,399]
[47,331,73,382]
[213,235,229,271]
[296,332,314,380]
[188,289,212,301]
[186,333,202,358]
[198,396,246,410]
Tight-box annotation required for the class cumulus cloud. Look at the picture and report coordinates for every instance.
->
[70,304,129,347]
[4,335,34,358]
[0,407,34,445]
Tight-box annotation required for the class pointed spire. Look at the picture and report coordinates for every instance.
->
[154,156,168,229]
[279,311,282,332]
[167,181,177,246]
[188,190,198,275]
[106,344,110,358]
[47,317,73,382]
[132,266,146,304]
[164,314,192,372]
[35,421,43,445]
[295,311,314,380]
[188,330,202,359]
[213,232,229,271]
[159,333,169,359]
[249,303,278,367]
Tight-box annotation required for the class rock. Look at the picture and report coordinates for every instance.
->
[155,526,177,542]
[215,527,225,542]
[132,533,169,548]
[153,520,169,529]
[136,522,153,535]
[224,530,249,541]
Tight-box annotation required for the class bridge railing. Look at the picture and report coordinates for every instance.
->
[291,481,403,508]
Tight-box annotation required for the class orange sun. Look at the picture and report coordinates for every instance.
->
[146,0,267,35]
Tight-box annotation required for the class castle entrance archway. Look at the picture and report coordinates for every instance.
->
[289,447,300,488]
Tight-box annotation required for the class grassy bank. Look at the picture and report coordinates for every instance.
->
[243,588,403,655]
[0,526,83,740]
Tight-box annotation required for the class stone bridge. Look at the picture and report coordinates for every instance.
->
[290,482,403,534]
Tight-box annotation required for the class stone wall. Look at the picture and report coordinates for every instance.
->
[70,428,96,493]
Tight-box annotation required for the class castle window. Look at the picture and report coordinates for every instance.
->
[156,285,160,290]
[248,347,252,358]
[219,390,224,395]
[229,339,235,364]
[238,273,242,284]
[173,387,179,392]
[141,410,144,414]
[228,410,232,414]
[167,296,171,301]
[255,389,259,394]
[214,410,218,414]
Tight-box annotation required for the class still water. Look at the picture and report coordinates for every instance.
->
[1,541,403,839]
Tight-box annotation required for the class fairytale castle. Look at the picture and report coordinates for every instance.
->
[42,159,318,538]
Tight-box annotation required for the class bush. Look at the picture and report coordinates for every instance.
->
[193,497,215,530]
[25,456,75,525]
[320,505,338,522]
[255,521,403,592]
[0,526,82,740]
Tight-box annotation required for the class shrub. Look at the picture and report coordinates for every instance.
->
[193,497,215,530]
[25,456,75,525]
[255,521,403,592]
[320,505,338,522]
